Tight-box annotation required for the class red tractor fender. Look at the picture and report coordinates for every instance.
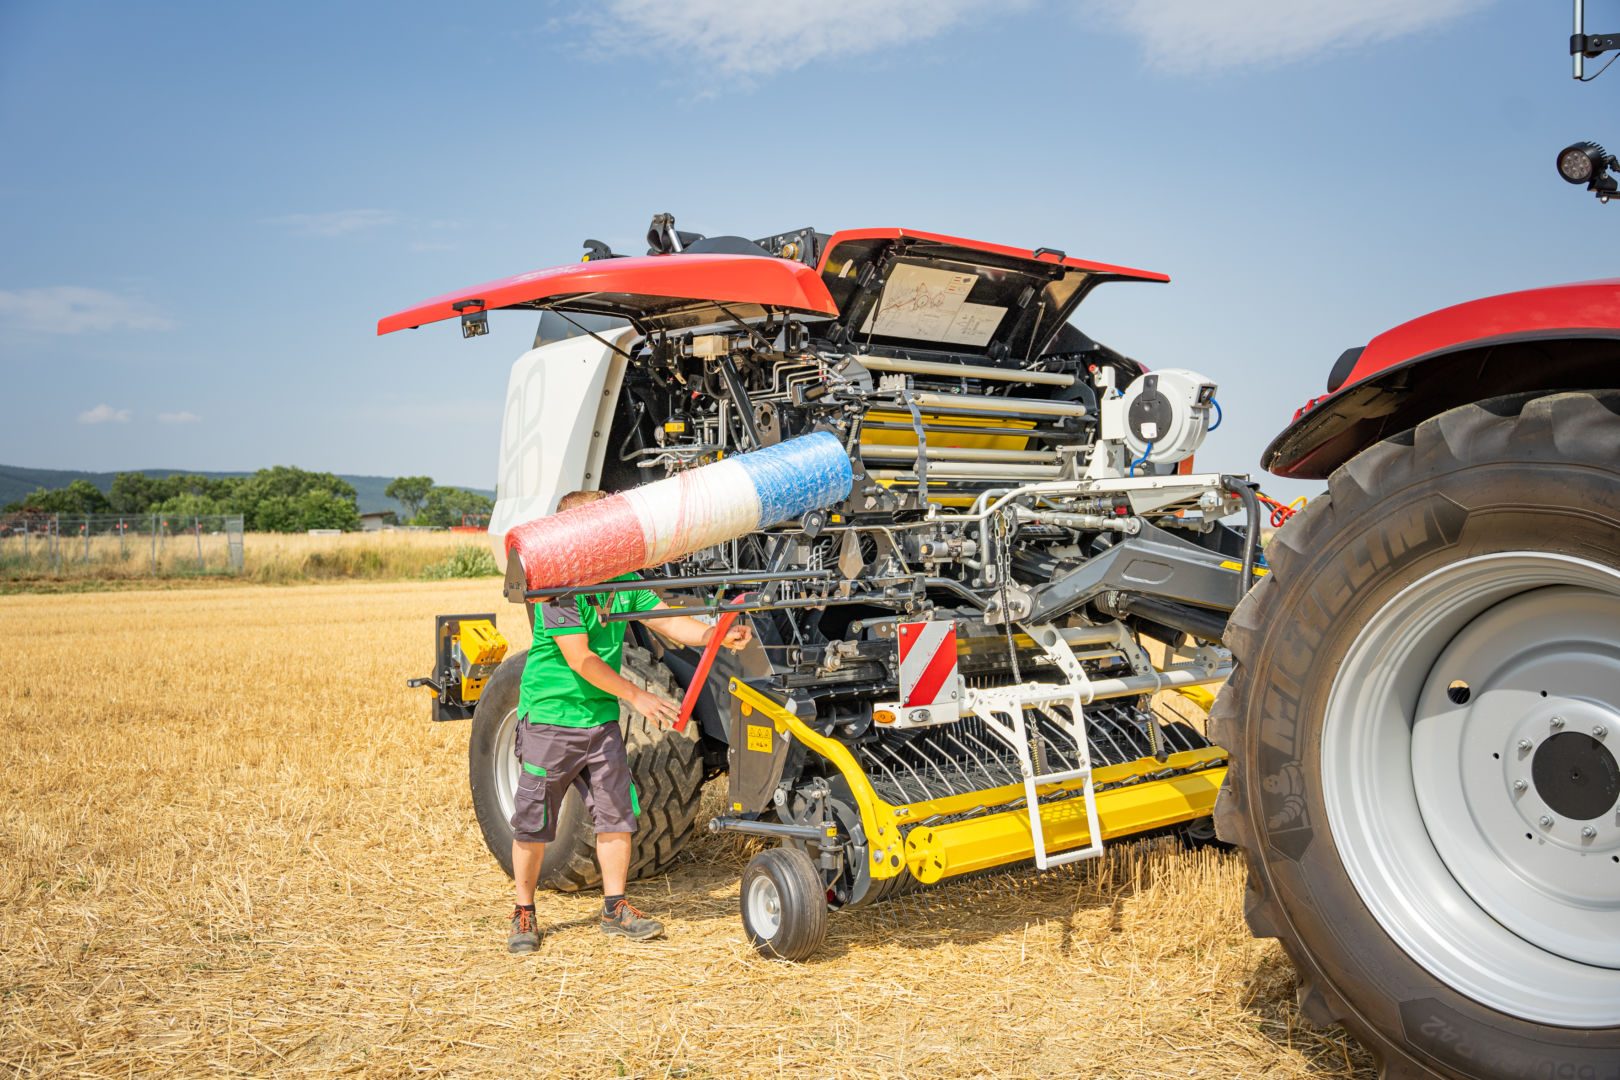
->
[1265,278,1620,479]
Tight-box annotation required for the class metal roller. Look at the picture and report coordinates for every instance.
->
[860,355,1077,387]
[911,391,1088,419]
[869,462,1066,480]
[860,445,1061,464]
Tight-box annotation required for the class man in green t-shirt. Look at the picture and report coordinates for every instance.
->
[507,489,753,955]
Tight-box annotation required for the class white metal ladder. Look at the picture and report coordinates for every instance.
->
[969,680,1103,869]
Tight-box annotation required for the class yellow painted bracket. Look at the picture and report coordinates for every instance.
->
[729,679,909,879]
[455,619,508,703]
[1174,684,1218,713]
[727,678,1230,883]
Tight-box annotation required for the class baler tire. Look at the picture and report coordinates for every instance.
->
[468,644,704,891]
[1213,391,1620,1079]
[741,846,828,962]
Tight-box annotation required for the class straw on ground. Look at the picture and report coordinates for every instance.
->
[0,581,1374,1078]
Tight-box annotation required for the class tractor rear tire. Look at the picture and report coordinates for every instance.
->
[1214,391,1620,1078]
[741,846,829,961]
[469,644,704,891]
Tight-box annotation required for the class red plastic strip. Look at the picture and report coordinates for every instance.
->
[675,610,738,734]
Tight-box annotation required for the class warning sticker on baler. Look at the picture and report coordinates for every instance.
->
[898,620,961,711]
[745,724,773,753]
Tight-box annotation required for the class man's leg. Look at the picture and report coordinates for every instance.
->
[582,724,663,941]
[506,721,578,954]
[596,832,631,897]
[513,839,546,905]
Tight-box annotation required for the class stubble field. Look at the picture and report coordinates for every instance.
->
[0,581,1375,1077]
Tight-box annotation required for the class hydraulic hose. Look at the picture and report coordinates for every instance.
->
[1222,475,1262,601]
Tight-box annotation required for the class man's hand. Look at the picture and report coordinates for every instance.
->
[702,622,754,651]
[629,688,680,728]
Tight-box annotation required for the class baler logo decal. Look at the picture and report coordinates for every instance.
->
[898,621,959,708]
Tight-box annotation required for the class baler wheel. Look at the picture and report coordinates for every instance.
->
[1215,391,1620,1078]
[741,847,828,961]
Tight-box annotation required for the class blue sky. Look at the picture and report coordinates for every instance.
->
[1,0,1613,498]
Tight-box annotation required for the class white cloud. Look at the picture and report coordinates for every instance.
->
[0,286,175,335]
[78,404,132,425]
[585,0,998,77]
[158,411,201,424]
[267,209,396,237]
[1080,0,1487,72]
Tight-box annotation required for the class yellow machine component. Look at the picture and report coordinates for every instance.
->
[728,679,1228,884]
[453,619,508,703]
[860,410,1035,508]
[905,766,1226,884]
[1174,684,1219,712]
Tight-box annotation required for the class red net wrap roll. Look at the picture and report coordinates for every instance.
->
[505,492,649,590]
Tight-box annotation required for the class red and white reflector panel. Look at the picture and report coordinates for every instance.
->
[898,620,961,720]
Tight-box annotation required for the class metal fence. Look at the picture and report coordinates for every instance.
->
[0,513,245,577]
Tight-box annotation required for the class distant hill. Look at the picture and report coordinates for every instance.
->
[0,464,494,516]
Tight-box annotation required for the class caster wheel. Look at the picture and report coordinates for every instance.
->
[740,846,828,961]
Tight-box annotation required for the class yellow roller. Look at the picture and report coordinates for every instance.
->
[904,767,1225,884]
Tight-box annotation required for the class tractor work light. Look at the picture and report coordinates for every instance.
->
[1558,141,1606,182]
[1557,141,1620,199]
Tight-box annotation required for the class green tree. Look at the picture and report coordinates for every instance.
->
[415,486,494,528]
[9,480,112,515]
[234,467,359,531]
[154,492,227,518]
[293,489,360,531]
[108,472,167,513]
[385,475,434,520]
[252,495,300,533]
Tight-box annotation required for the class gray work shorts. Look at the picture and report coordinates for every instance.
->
[510,718,639,844]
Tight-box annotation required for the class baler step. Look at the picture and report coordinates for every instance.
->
[967,681,1103,871]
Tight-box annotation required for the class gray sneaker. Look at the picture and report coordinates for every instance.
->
[601,899,664,941]
[508,906,540,954]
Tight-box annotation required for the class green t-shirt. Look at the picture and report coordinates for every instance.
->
[518,573,663,727]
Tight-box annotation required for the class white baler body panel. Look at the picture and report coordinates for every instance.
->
[486,328,632,566]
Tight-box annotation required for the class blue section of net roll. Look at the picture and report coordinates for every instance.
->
[735,431,854,528]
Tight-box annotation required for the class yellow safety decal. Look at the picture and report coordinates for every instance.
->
[664,420,687,433]
[746,724,773,753]
[1218,559,1269,576]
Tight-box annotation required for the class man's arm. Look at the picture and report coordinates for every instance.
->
[554,634,679,726]
[635,600,753,651]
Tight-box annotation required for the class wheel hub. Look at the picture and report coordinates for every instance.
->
[1532,730,1620,822]
[746,875,783,937]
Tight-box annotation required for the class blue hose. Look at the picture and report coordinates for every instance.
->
[1208,398,1222,432]
[1128,441,1154,476]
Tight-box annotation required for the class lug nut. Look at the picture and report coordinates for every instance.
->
[1513,779,1528,792]
[1582,826,1598,839]
[1518,739,1534,752]
[1551,717,1566,730]
[1539,815,1554,828]
[1596,725,1609,740]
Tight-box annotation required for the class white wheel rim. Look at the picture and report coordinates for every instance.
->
[495,707,520,820]
[746,873,783,938]
[1323,551,1620,1027]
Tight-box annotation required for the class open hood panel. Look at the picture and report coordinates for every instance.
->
[816,229,1168,359]
[377,253,839,336]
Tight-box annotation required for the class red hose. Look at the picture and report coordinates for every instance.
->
[675,609,739,734]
